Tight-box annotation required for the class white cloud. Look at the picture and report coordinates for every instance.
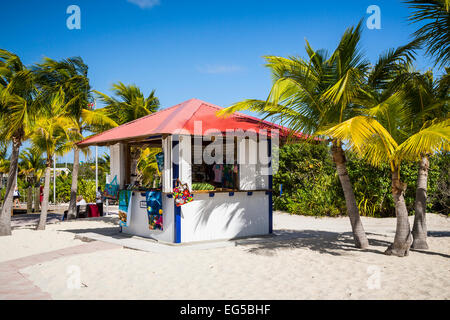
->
[197,64,244,74]
[127,0,160,9]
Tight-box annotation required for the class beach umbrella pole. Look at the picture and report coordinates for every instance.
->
[95,146,98,191]
[105,173,109,216]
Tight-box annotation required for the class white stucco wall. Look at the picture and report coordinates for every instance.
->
[118,133,272,243]
[180,191,270,243]
[109,143,127,188]
[178,135,192,186]
[162,136,172,193]
[121,192,174,243]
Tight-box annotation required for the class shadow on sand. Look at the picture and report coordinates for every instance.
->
[235,229,450,259]
[11,213,63,229]
[234,229,390,256]
[17,213,448,259]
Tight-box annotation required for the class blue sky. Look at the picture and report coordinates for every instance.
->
[0,0,439,163]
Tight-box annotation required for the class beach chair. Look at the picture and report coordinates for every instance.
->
[77,204,88,218]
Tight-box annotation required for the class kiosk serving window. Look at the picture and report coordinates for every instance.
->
[191,136,239,191]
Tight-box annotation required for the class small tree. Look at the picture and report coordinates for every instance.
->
[323,106,449,256]
[18,148,45,213]
[30,91,79,230]
[0,49,40,236]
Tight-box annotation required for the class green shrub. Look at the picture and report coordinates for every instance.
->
[273,142,449,217]
[273,142,345,216]
[78,179,96,203]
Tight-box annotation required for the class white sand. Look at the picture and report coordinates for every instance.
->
[3,212,450,299]
[0,216,119,262]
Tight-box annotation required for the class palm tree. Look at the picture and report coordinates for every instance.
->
[397,69,449,249]
[88,153,110,179]
[33,57,114,220]
[18,148,45,213]
[94,82,159,125]
[0,49,39,236]
[0,143,10,191]
[0,143,10,209]
[30,92,79,230]
[94,82,160,180]
[219,23,373,248]
[405,0,450,68]
[99,153,110,174]
[323,75,450,256]
[137,148,160,187]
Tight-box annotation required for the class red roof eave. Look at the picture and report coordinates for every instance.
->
[77,98,308,147]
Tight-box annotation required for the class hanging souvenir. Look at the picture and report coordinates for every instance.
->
[146,191,163,230]
[172,179,194,207]
[118,190,133,227]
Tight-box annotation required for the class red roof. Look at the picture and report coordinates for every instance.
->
[78,98,306,146]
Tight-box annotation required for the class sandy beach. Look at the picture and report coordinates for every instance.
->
[1,212,449,300]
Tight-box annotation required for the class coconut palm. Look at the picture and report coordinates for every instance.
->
[0,143,10,190]
[219,23,374,248]
[18,148,45,213]
[320,35,445,256]
[405,0,450,68]
[322,76,450,256]
[94,82,159,125]
[396,69,449,249]
[30,92,80,230]
[99,153,110,174]
[88,153,110,178]
[137,148,160,187]
[94,82,160,180]
[0,143,10,209]
[0,49,40,236]
[33,57,115,220]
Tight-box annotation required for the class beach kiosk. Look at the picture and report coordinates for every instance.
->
[78,99,298,243]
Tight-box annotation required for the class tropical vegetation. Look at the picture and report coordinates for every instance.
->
[0,0,447,261]
[219,4,449,255]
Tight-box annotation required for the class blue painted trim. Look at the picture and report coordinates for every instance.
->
[247,192,253,196]
[145,135,163,141]
[268,191,273,234]
[228,192,234,196]
[268,138,273,234]
[209,192,215,197]
[172,139,181,244]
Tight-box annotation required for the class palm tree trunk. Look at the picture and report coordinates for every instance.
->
[26,186,33,214]
[331,143,369,249]
[412,155,429,249]
[67,147,80,219]
[385,166,412,257]
[0,137,21,236]
[37,165,51,230]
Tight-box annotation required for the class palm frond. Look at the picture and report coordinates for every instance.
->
[395,118,450,161]
[368,39,422,89]
[319,116,398,167]
[405,0,450,68]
